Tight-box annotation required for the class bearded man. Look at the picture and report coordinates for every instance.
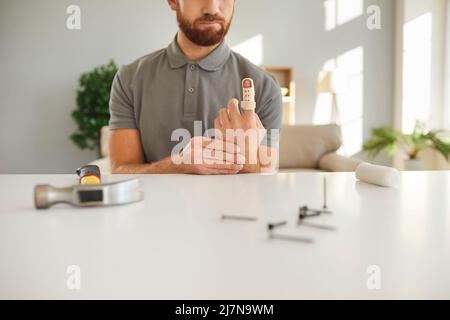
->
[109,0,282,174]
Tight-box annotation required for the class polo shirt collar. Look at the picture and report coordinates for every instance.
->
[167,34,231,71]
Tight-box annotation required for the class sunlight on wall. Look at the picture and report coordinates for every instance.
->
[231,34,264,66]
[314,46,364,157]
[338,47,364,156]
[324,0,363,31]
[402,13,432,133]
[313,94,334,124]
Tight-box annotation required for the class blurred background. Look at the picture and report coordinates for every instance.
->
[1,0,449,173]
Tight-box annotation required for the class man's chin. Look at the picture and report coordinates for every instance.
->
[190,32,224,47]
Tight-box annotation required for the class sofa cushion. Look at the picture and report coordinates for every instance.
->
[279,124,342,169]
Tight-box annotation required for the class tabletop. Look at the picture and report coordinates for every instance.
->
[0,171,449,299]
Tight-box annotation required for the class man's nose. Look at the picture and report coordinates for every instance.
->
[202,0,221,16]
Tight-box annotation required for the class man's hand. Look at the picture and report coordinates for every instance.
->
[215,99,267,172]
[110,129,243,175]
[216,98,266,134]
[173,136,245,175]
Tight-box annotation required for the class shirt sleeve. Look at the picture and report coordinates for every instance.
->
[108,66,137,130]
[257,75,283,148]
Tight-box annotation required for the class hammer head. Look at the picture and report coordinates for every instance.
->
[34,178,143,209]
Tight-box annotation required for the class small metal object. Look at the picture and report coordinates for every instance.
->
[34,178,143,209]
[221,214,258,222]
[267,221,287,231]
[269,233,314,243]
[267,221,312,242]
[298,177,333,222]
[298,206,332,221]
[300,221,337,231]
[299,206,320,220]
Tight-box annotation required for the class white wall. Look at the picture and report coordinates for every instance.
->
[0,0,395,173]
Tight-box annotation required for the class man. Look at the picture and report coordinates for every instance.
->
[109,0,282,174]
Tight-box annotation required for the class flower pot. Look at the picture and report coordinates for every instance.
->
[404,159,423,171]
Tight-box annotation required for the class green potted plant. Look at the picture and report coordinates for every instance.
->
[70,60,118,158]
[363,121,450,170]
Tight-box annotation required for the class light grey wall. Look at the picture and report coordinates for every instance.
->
[0,0,395,173]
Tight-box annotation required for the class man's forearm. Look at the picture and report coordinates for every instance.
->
[111,157,184,174]
[111,146,277,175]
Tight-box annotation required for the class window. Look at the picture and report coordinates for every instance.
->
[324,0,363,31]
[402,13,432,133]
[314,47,364,157]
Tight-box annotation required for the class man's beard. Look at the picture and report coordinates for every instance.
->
[176,11,232,47]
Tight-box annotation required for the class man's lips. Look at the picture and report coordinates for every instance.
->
[197,20,222,26]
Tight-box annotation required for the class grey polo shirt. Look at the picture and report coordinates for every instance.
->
[109,35,282,163]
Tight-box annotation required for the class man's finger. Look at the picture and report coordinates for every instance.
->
[203,156,236,165]
[219,108,231,128]
[203,150,245,165]
[204,163,243,172]
[205,139,241,154]
[203,153,242,165]
[255,113,264,129]
[242,108,257,124]
[227,98,241,123]
[214,118,222,130]
[243,109,255,117]
[197,167,240,175]
[199,137,214,149]
[190,165,238,175]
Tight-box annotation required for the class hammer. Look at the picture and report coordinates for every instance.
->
[34,178,143,209]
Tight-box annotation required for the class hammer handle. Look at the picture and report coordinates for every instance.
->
[34,185,74,209]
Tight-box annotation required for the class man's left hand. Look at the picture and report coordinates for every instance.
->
[214,98,266,171]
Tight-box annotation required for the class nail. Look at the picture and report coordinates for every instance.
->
[269,233,314,243]
[222,214,258,221]
[267,221,287,231]
[299,221,337,231]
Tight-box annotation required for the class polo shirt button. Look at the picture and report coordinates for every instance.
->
[188,87,195,93]
[190,65,196,70]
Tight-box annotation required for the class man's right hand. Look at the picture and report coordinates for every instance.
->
[173,136,245,175]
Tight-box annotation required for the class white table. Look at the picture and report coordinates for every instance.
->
[0,172,449,299]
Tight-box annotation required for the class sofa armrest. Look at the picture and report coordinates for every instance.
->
[318,152,362,172]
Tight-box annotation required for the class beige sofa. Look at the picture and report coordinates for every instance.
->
[278,124,361,172]
[91,124,362,174]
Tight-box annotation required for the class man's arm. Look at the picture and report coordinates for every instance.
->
[108,66,245,175]
[109,129,180,174]
[109,129,245,174]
